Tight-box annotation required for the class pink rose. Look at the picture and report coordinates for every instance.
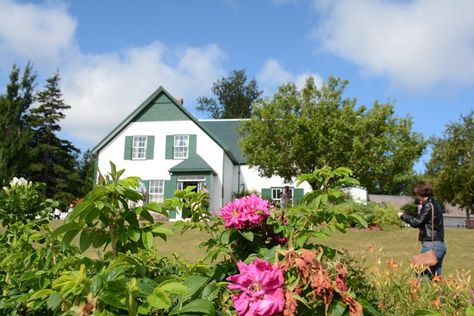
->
[227,258,285,316]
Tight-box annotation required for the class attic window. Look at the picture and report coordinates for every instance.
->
[173,135,189,159]
[132,136,147,159]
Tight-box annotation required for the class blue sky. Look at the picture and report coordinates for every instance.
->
[1,0,473,172]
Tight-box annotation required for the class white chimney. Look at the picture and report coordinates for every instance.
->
[176,97,184,105]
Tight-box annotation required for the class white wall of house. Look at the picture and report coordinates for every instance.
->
[238,165,311,193]
[97,120,226,211]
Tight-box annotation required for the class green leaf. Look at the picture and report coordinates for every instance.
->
[142,230,154,250]
[170,299,215,315]
[62,228,81,245]
[328,300,346,316]
[239,230,254,241]
[28,289,55,300]
[65,201,94,222]
[466,307,474,316]
[52,222,83,238]
[358,299,382,316]
[46,292,62,310]
[79,228,93,252]
[147,289,172,310]
[220,230,230,244]
[139,209,155,222]
[129,229,141,242]
[159,281,188,295]
[182,276,209,301]
[151,226,173,240]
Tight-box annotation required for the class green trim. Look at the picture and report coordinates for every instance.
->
[124,136,132,160]
[294,188,304,205]
[134,94,189,122]
[189,134,197,156]
[165,135,173,159]
[164,180,173,199]
[146,136,155,159]
[261,188,271,200]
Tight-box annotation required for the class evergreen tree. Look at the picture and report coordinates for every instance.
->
[27,72,80,205]
[0,63,36,184]
[77,149,96,197]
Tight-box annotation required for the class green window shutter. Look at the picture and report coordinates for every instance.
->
[124,136,133,160]
[294,188,304,205]
[146,136,155,159]
[261,188,271,200]
[164,180,173,199]
[165,135,174,159]
[189,135,197,157]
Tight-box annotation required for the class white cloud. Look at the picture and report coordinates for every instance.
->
[0,0,227,146]
[313,0,474,90]
[0,0,77,69]
[257,59,323,94]
[61,43,226,143]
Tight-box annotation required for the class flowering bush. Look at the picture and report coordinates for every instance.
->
[220,193,270,229]
[369,258,473,315]
[227,258,285,316]
[0,177,57,225]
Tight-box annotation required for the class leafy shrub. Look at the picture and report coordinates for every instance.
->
[400,201,418,217]
[331,201,401,230]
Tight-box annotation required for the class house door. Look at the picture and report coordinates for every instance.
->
[172,176,207,220]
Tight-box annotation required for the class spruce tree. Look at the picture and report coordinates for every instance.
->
[27,72,80,205]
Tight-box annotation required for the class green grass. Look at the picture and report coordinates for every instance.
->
[45,221,474,281]
[156,224,474,279]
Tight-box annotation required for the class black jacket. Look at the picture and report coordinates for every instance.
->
[401,197,444,242]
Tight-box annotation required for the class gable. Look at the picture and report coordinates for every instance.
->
[92,86,240,164]
[134,94,189,122]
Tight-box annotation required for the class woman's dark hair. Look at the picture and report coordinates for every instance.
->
[413,182,433,197]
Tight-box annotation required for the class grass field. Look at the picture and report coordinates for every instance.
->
[154,224,474,279]
[42,221,474,283]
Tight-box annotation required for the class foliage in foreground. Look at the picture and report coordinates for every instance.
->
[0,164,472,315]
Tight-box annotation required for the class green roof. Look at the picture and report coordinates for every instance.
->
[169,154,215,173]
[200,120,246,164]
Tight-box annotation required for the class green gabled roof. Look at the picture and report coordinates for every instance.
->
[92,86,239,164]
[200,120,246,164]
[169,154,215,173]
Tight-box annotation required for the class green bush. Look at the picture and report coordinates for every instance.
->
[331,201,401,229]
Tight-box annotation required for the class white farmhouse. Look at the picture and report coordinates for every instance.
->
[92,86,310,219]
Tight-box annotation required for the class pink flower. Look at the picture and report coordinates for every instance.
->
[227,258,285,316]
[220,194,270,229]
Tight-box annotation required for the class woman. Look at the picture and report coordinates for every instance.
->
[398,182,446,276]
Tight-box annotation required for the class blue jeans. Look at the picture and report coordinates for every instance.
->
[420,241,447,276]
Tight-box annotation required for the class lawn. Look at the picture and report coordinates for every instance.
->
[155,224,474,280]
[47,220,474,283]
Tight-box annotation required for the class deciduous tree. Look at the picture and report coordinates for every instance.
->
[426,111,474,220]
[239,76,426,194]
[196,69,262,118]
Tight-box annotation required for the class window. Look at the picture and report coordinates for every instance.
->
[148,180,164,203]
[271,187,294,207]
[272,188,282,201]
[132,136,147,160]
[173,135,189,159]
